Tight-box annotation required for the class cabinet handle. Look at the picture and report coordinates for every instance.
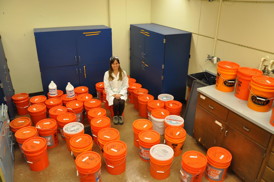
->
[225,130,228,136]
[242,126,250,132]
[83,65,87,78]
[208,105,214,110]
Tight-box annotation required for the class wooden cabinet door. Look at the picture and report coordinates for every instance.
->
[223,126,266,182]
[194,105,225,149]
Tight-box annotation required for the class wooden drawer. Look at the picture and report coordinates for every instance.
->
[262,166,274,182]
[197,94,229,121]
[227,111,271,148]
[268,152,274,170]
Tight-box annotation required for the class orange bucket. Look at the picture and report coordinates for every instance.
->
[12,93,30,115]
[9,117,32,133]
[47,90,64,99]
[45,98,62,109]
[75,86,89,95]
[216,61,240,92]
[15,126,38,153]
[48,105,67,121]
[36,118,58,149]
[132,119,153,147]
[90,116,111,144]
[98,128,120,150]
[151,108,170,135]
[95,82,104,101]
[87,108,106,122]
[138,94,154,118]
[63,122,85,151]
[133,88,148,110]
[27,104,47,125]
[235,67,262,100]
[103,140,127,175]
[22,137,49,171]
[61,94,76,105]
[147,100,165,120]
[102,89,107,103]
[75,151,102,182]
[57,112,77,138]
[128,78,136,85]
[206,147,232,182]
[76,93,93,103]
[70,134,93,157]
[128,83,142,104]
[30,95,47,105]
[180,151,207,182]
[164,126,186,156]
[164,115,184,128]
[66,100,84,123]
[84,99,102,112]
[138,130,160,162]
[247,75,274,112]
[165,100,182,115]
[149,144,174,180]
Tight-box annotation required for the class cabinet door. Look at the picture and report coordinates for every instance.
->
[76,29,111,96]
[194,105,225,148]
[223,126,266,182]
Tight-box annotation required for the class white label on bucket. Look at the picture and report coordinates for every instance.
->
[91,101,95,103]
[161,112,165,115]
[32,108,37,111]
[96,119,102,123]
[33,141,40,144]
[219,155,224,160]
[97,112,102,115]
[82,156,89,162]
[170,103,173,107]
[104,135,110,139]
[190,155,198,158]
[76,138,82,142]
[111,148,118,152]
[143,124,148,128]
[44,122,50,125]
[76,103,79,106]
[18,120,25,123]
[266,80,271,84]
[107,164,114,168]
[36,125,41,129]
[146,97,149,100]
[63,118,69,121]
[144,137,151,140]
[200,95,206,100]
[156,171,164,174]
[50,101,54,104]
[176,131,181,136]
[23,130,31,133]
[157,103,160,106]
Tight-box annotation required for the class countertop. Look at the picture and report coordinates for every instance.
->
[198,85,274,134]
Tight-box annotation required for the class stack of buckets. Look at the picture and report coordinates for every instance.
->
[63,122,85,151]
[150,108,170,135]
[9,117,32,133]
[138,94,154,118]
[12,93,30,115]
[138,130,160,161]
[132,119,153,147]
[95,82,104,101]
[70,134,93,157]
[90,116,111,144]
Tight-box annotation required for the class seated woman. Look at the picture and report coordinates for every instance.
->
[104,56,129,125]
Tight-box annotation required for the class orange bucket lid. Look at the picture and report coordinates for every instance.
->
[47,90,64,98]
[66,100,83,110]
[27,103,46,113]
[133,88,148,96]
[182,151,207,172]
[10,117,32,131]
[90,116,111,128]
[128,83,142,90]
[103,140,127,158]
[49,106,67,116]
[165,100,182,109]
[95,82,104,89]
[237,67,262,78]
[45,98,62,107]
[151,108,170,119]
[57,112,77,124]
[63,122,84,135]
[61,94,76,102]
[84,99,102,109]
[251,75,274,88]
[30,95,47,104]
[76,93,93,102]
[22,137,47,153]
[207,147,232,165]
[88,108,106,118]
[98,128,120,142]
[36,118,57,130]
[147,100,164,109]
[138,94,154,103]
[70,134,93,149]
[132,119,153,132]
[75,151,101,173]
[15,126,38,140]
[128,78,136,84]
[165,115,184,127]
[75,86,89,94]
[165,126,186,139]
[138,130,160,144]
[12,93,29,101]
[217,61,239,70]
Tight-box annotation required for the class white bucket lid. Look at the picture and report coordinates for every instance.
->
[63,122,84,134]
[150,144,174,161]
[165,115,184,126]
[158,93,174,101]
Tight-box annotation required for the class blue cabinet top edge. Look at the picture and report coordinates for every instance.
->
[34,25,111,33]
[131,23,191,35]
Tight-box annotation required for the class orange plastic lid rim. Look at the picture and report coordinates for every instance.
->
[182,151,207,172]
[36,118,57,130]
[49,106,67,116]
[84,99,102,108]
[165,100,182,109]
[151,108,170,119]
[30,95,47,104]
[138,130,160,144]
[45,98,62,106]
[75,151,101,173]
[22,137,47,153]
[75,86,89,94]
[98,128,120,141]
[165,126,186,139]
[237,67,262,78]
[12,93,29,101]
[15,126,38,140]
[103,140,127,157]
[66,100,84,109]
[70,134,93,149]
[77,93,93,102]
[88,108,106,118]
[27,104,46,113]
[57,112,77,123]
[90,117,111,128]
[147,100,164,108]
[10,117,31,129]
[251,75,274,87]
[95,82,104,88]
[133,119,153,131]
[207,147,232,165]
[138,94,154,102]
[217,61,240,70]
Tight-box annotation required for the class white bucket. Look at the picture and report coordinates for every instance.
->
[158,94,174,102]
[151,115,165,135]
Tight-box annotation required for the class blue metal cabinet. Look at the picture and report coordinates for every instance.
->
[130,24,191,102]
[34,26,112,96]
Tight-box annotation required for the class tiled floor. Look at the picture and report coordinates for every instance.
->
[14,101,241,182]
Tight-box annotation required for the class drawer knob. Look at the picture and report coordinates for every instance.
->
[242,126,250,132]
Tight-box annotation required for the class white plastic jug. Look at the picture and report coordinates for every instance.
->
[48,81,57,96]
[66,82,75,98]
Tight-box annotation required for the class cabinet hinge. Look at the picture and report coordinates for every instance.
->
[161,75,164,80]
[162,64,164,69]
[163,38,166,44]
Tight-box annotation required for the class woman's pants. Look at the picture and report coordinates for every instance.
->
[113,98,125,116]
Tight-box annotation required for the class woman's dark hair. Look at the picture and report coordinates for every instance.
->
[108,56,124,81]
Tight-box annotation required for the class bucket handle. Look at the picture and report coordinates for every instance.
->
[248,88,274,101]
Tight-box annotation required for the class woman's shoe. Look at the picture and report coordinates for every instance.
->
[118,116,123,125]
[113,116,119,125]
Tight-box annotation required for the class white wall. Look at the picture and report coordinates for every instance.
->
[151,0,274,74]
